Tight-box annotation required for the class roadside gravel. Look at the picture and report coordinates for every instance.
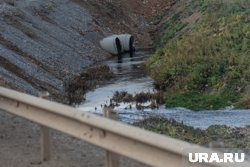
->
[0,111,148,167]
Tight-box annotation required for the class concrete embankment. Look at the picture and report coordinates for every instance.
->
[0,0,171,102]
[0,0,111,99]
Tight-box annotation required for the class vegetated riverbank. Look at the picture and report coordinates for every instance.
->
[135,117,250,155]
[147,0,250,111]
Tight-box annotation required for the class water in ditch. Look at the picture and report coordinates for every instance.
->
[78,52,250,129]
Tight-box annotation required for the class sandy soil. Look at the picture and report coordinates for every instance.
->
[0,111,149,167]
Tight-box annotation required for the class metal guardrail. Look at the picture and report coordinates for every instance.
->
[0,87,248,167]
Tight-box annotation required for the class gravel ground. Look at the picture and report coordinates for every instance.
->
[0,111,149,167]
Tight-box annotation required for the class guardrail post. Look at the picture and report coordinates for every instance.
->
[103,107,119,167]
[39,91,51,161]
[41,125,50,161]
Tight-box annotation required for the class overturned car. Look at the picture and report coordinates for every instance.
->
[100,34,135,60]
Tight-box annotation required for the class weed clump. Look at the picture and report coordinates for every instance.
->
[65,65,113,105]
[112,91,134,103]
[111,91,164,110]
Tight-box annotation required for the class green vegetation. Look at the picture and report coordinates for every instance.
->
[148,0,250,110]
[165,91,235,111]
[135,118,250,150]
[154,0,204,47]
[135,118,209,144]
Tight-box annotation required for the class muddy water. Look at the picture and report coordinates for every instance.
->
[78,52,250,129]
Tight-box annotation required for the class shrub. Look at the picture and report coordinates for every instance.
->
[147,0,250,110]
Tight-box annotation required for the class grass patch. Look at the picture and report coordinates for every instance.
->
[135,117,250,150]
[134,117,209,144]
[153,0,204,47]
[165,91,238,111]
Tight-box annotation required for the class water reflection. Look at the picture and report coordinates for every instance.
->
[117,59,123,64]
[116,63,123,73]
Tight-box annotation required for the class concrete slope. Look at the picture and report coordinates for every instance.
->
[0,0,110,99]
[0,0,172,102]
